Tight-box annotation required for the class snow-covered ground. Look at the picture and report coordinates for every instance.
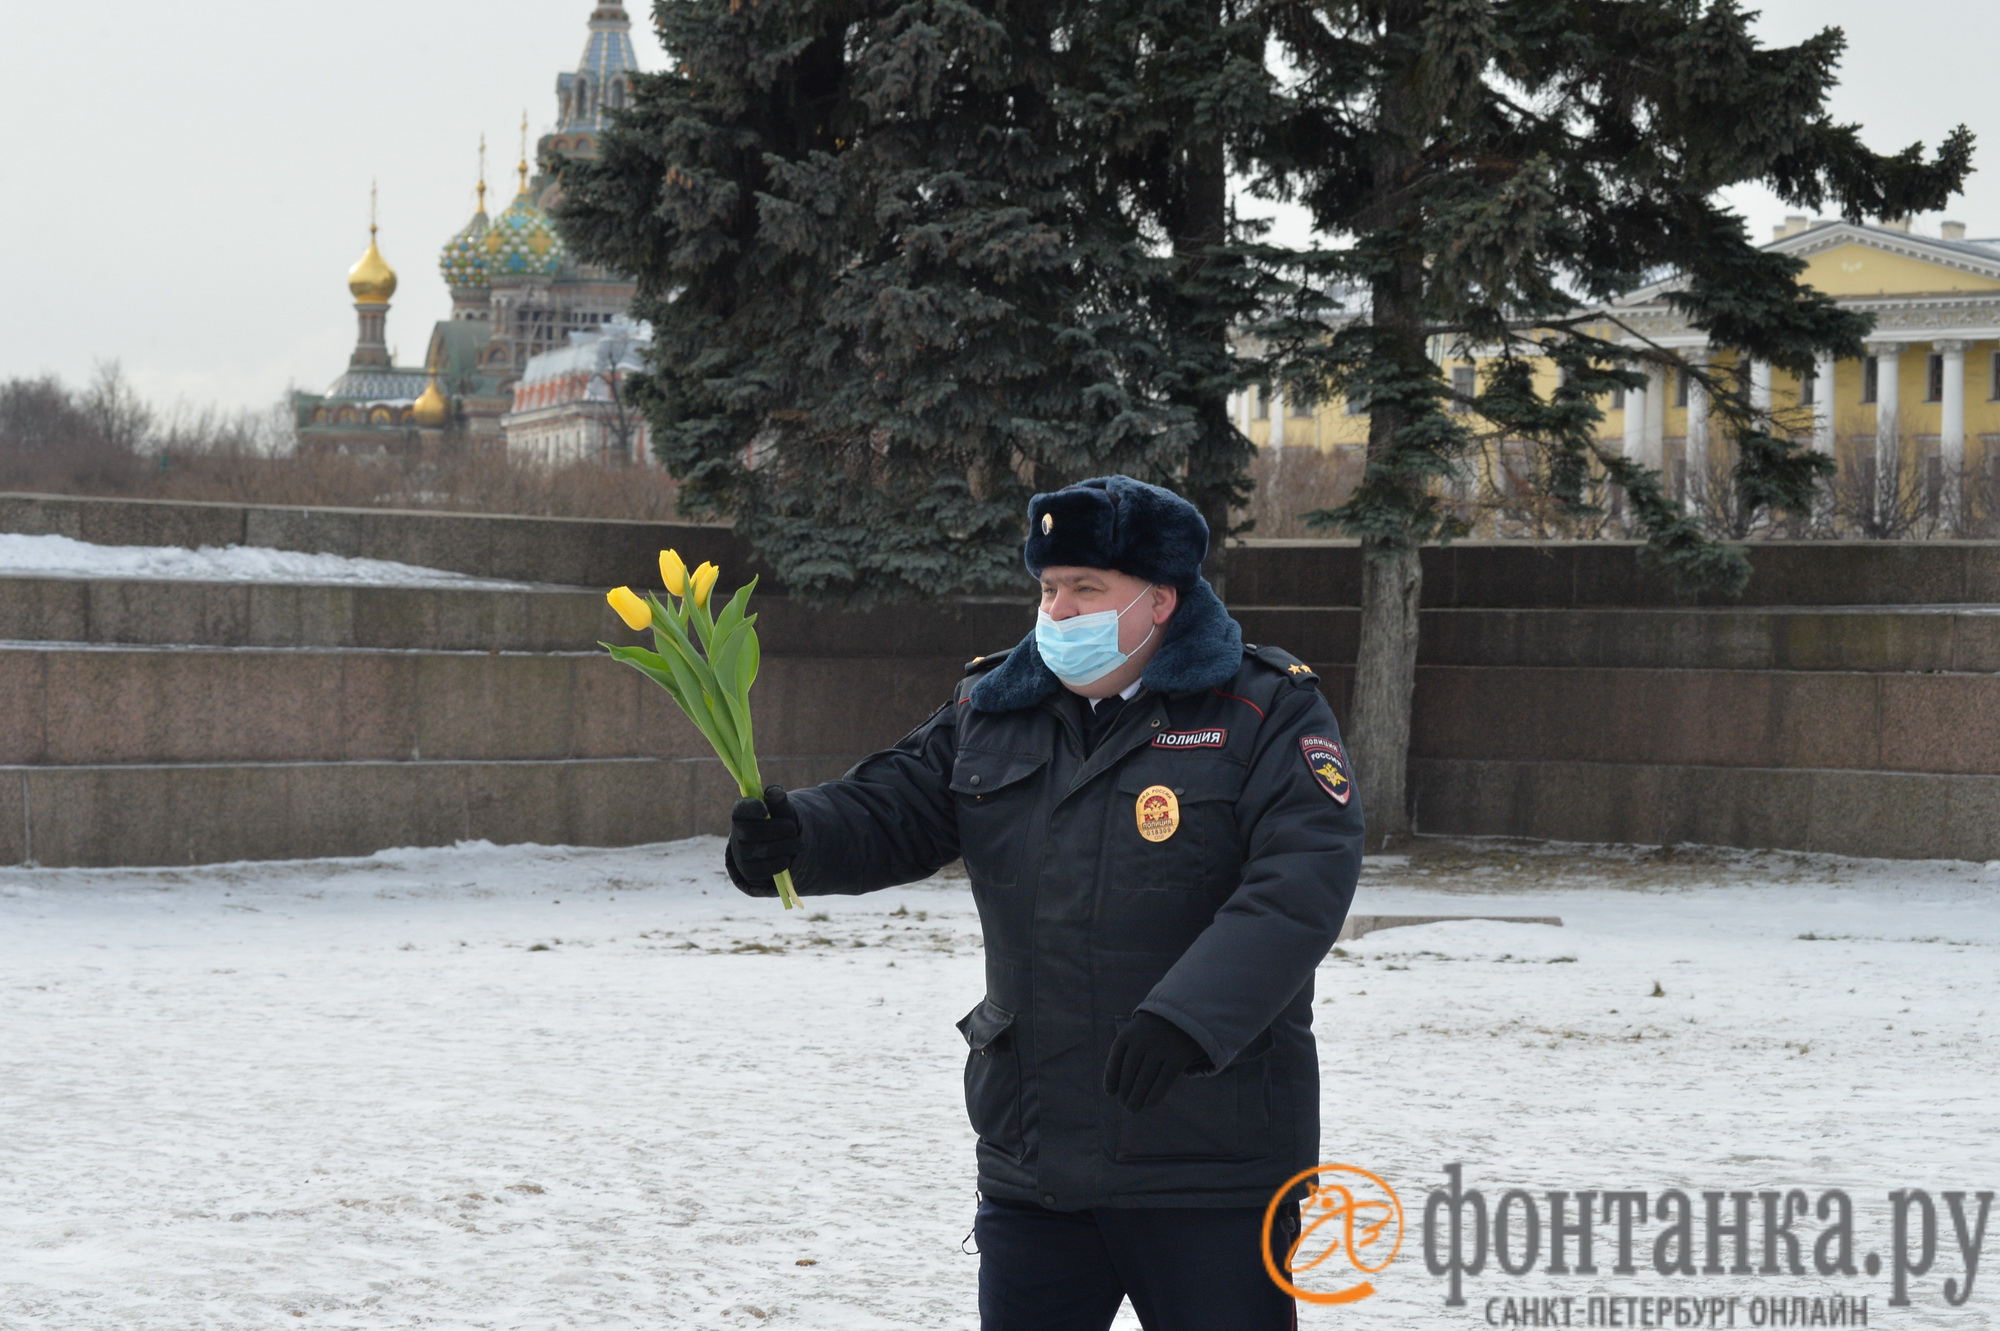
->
[2,838,1995,1329]
[0,532,543,588]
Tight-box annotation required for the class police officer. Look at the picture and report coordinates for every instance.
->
[726,475,1363,1330]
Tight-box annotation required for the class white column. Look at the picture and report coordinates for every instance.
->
[1268,388,1285,448]
[1868,341,1902,523]
[1810,352,1839,524]
[1749,358,1773,413]
[1610,369,1643,525]
[1642,362,1668,472]
[1812,352,1837,456]
[1685,349,1712,513]
[1936,339,1968,527]
[1621,376,1646,462]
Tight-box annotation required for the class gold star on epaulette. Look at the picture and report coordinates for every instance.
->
[1288,663,1311,675]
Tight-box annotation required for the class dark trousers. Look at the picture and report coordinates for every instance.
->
[974,1194,1299,1331]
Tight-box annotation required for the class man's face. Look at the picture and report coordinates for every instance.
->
[1037,566,1179,696]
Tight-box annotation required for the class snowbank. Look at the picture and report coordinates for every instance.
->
[1338,916,1578,962]
[0,531,544,588]
[2,838,1994,1328]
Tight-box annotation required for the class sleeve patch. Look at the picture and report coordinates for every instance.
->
[1300,734,1353,805]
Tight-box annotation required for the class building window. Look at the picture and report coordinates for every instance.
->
[1674,370,1690,408]
[1800,367,1817,406]
[1344,393,1367,417]
[1450,365,1475,413]
[1991,351,2000,402]
[1927,354,1945,403]
[1289,387,1316,419]
[1862,357,1879,405]
[1610,385,1626,411]
[1252,389,1269,421]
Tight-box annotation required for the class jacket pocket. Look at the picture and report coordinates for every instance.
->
[952,748,1048,889]
[957,998,1027,1162]
[1111,1018,1274,1163]
[1109,766,1244,894]
[950,748,1047,797]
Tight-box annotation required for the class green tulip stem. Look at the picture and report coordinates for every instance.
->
[606,563,796,911]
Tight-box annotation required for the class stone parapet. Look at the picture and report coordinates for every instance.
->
[1409,665,2000,777]
[14,576,1999,675]
[0,755,853,869]
[12,493,2000,609]
[0,492,752,592]
[0,645,963,768]
[6,493,1998,867]
[1239,605,2000,674]
[1411,758,2000,862]
[0,575,1030,656]
[1229,538,2000,608]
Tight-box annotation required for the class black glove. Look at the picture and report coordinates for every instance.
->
[1103,1011,1207,1113]
[725,785,801,897]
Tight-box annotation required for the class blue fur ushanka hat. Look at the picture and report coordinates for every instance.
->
[1023,475,1209,590]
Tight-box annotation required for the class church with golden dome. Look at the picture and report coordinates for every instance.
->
[294,3,641,453]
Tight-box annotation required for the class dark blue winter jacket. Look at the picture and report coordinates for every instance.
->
[776,579,1363,1209]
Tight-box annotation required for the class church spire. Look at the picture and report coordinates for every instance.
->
[555,3,640,147]
[517,111,531,195]
[346,181,397,368]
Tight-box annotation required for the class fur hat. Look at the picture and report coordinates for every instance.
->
[1023,475,1209,590]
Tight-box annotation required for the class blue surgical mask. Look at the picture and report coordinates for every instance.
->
[1035,586,1156,687]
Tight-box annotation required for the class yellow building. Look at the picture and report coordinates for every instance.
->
[1237,218,2000,523]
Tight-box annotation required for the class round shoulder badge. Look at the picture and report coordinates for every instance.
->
[1300,735,1353,805]
[1136,785,1180,842]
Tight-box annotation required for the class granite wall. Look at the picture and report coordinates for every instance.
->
[5,493,1998,865]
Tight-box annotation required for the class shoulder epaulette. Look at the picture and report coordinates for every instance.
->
[1244,642,1320,689]
[963,648,1012,676]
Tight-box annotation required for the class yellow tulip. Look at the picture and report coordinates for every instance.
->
[691,562,720,608]
[606,586,652,632]
[660,548,688,597]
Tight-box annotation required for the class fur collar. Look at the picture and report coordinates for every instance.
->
[968,577,1244,713]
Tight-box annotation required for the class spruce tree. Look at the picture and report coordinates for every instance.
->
[1248,0,1972,844]
[559,0,1969,846]
[1057,0,1282,569]
[556,0,1257,601]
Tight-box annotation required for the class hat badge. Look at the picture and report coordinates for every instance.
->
[1041,513,1054,535]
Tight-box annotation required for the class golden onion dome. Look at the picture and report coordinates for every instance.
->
[411,370,450,427]
[348,225,399,305]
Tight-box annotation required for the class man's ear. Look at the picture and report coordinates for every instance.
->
[1151,584,1179,625]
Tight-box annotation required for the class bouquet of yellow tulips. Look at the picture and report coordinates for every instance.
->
[604,550,801,910]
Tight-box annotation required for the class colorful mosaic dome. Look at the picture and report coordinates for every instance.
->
[440,204,491,290]
[483,186,566,278]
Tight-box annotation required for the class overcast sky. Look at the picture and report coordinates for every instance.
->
[2,1,1994,416]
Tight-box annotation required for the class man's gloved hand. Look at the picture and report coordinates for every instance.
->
[1103,1011,1207,1113]
[726,785,801,898]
